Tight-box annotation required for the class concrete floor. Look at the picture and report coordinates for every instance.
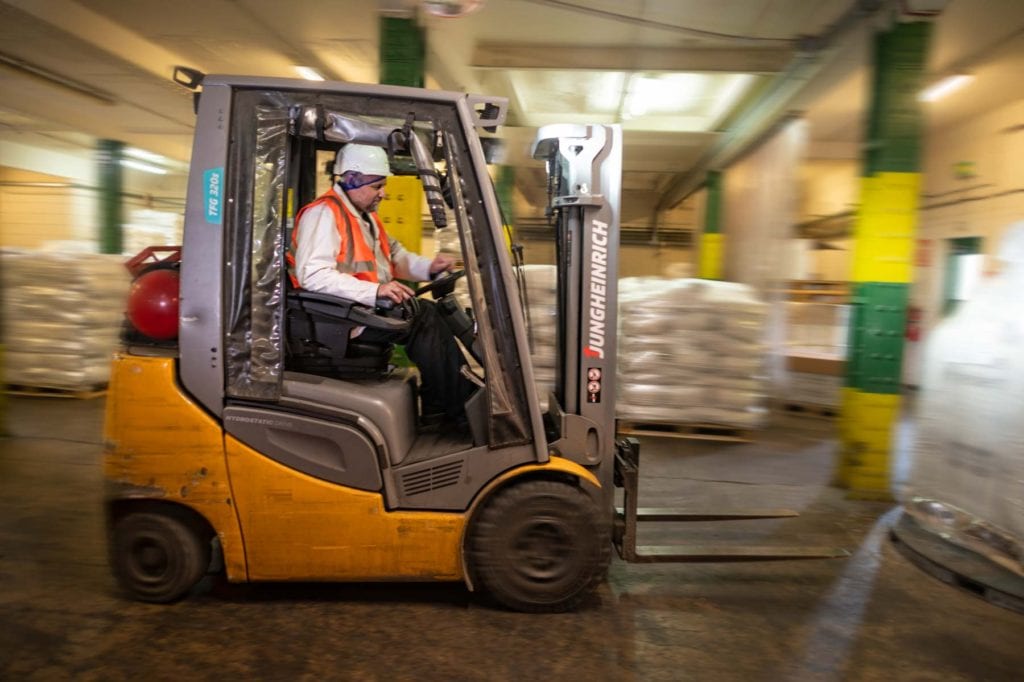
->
[1,396,1022,681]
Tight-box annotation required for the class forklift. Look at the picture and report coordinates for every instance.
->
[104,71,844,612]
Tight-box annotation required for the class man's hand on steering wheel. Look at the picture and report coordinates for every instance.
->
[378,280,415,304]
[429,253,457,276]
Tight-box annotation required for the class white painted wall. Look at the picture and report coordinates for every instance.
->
[905,97,1024,385]
[799,159,860,221]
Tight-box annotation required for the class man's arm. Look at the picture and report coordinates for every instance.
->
[388,236,433,282]
[293,204,379,306]
[389,235,458,282]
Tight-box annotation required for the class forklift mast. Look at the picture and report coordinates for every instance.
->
[532,125,623,497]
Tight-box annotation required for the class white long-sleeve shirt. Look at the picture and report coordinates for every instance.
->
[291,185,432,306]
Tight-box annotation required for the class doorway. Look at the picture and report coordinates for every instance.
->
[942,236,984,316]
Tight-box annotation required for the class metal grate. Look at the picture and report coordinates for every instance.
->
[401,460,464,496]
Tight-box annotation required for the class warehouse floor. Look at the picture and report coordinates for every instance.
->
[1,396,1022,681]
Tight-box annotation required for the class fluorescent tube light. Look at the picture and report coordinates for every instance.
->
[295,66,325,81]
[124,147,166,164]
[121,159,168,175]
[919,74,973,102]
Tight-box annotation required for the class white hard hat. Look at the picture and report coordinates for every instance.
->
[333,144,392,177]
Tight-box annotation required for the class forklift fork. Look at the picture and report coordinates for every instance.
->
[612,438,850,563]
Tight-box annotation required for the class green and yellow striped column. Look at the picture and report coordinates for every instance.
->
[698,171,723,279]
[838,22,931,499]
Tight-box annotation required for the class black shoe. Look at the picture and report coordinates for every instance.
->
[419,412,445,433]
[445,414,472,439]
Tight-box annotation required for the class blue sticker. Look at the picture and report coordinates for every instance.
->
[203,167,224,223]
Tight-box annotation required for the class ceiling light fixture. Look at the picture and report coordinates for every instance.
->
[121,159,168,175]
[918,74,973,102]
[294,66,325,81]
[124,147,166,164]
[421,1,483,18]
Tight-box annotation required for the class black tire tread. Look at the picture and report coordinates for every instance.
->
[469,479,610,613]
[111,512,209,603]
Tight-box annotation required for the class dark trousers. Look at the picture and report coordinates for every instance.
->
[359,299,475,420]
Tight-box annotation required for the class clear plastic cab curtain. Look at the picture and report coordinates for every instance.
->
[224,100,288,400]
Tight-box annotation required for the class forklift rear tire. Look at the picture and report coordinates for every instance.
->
[111,512,210,603]
[469,479,610,613]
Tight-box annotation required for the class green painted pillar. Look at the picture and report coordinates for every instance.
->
[838,21,932,499]
[97,139,124,255]
[379,16,425,88]
[698,171,723,279]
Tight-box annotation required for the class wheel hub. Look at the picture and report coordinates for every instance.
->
[512,517,573,581]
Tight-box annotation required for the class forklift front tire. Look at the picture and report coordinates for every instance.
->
[111,512,210,603]
[468,479,609,613]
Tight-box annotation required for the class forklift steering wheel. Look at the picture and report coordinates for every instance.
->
[414,269,465,300]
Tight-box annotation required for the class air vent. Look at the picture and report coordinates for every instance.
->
[401,460,464,496]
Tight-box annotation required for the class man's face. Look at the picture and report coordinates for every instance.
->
[346,178,387,213]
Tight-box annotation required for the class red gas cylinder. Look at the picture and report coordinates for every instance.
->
[126,267,180,340]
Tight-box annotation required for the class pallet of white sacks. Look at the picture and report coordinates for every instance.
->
[5,384,107,400]
[616,419,755,442]
[772,400,838,419]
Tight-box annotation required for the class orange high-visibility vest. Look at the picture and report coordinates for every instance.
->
[287,191,394,288]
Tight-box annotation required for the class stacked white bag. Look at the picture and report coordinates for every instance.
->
[519,265,558,410]
[1,250,129,390]
[617,277,769,429]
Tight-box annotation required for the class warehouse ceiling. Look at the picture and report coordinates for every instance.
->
[0,0,1022,220]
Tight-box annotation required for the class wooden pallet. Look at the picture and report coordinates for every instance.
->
[5,384,107,400]
[773,401,838,419]
[617,420,754,442]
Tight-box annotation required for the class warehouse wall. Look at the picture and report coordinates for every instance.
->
[799,159,859,222]
[1,147,188,253]
[0,167,96,249]
[904,96,1024,383]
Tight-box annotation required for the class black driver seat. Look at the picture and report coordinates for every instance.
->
[285,288,407,380]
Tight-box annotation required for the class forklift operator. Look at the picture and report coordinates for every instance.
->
[289,143,474,427]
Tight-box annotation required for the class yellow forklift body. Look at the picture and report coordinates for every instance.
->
[105,354,601,585]
[103,353,249,581]
[225,435,466,581]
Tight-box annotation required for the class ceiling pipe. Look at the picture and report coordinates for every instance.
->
[655,0,892,213]
[0,51,117,105]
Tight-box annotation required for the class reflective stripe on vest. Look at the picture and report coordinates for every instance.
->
[287,190,394,289]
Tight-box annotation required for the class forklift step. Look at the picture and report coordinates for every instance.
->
[623,545,851,563]
[619,507,800,522]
